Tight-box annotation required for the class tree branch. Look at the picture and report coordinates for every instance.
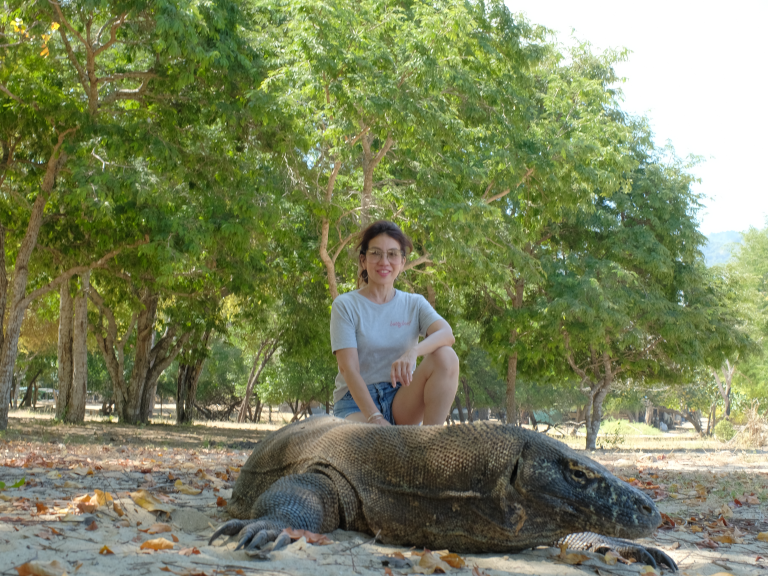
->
[55,27,89,93]
[403,253,432,271]
[93,13,127,57]
[21,237,147,307]
[0,83,38,110]
[97,71,156,84]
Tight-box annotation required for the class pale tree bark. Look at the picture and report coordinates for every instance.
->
[90,286,137,419]
[55,272,90,423]
[139,324,190,424]
[56,281,74,420]
[713,360,736,420]
[0,130,73,429]
[563,332,616,450]
[176,329,212,425]
[67,271,89,423]
[360,132,394,227]
[505,278,524,425]
[237,335,281,423]
[91,285,188,424]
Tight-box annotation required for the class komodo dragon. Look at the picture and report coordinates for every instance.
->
[210,416,677,570]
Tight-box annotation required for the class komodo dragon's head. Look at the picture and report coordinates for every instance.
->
[503,427,661,542]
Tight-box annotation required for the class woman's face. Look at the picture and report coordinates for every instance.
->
[361,234,405,287]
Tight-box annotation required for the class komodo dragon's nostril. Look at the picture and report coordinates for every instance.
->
[640,505,653,515]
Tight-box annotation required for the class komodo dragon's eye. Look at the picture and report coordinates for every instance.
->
[572,469,587,480]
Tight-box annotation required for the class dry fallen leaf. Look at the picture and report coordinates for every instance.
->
[712,533,743,544]
[745,495,760,505]
[140,537,175,551]
[471,566,489,576]
[85,519,98,531]
[709,573,735,576]
[174,480,202,496]
[73,494,98,514]
[757,532,768,542]
[141,523,172,534]
[216,496,227,507]
[99,545,114,555]
[179,547,201,556]
[93,490,113,506]
[413,551,452,574]
[717,503,734,518]
[384,568,393,576]
[440,553,466,569]
[639,566,659,575]
[35,502,48,514]
[171,534,179,543]
[603,550,622,565]
[281,528,333,545]
[130,490,174,513]
[15,560,67,576]
[113,502,124,517]
[557,543,590,565]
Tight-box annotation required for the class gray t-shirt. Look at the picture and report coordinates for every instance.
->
[330,289,444,402]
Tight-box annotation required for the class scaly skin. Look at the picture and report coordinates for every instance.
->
[211,417,676,570]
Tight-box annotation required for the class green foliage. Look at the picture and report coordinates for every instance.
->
[714,420,736,442]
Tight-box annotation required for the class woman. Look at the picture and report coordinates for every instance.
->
[331,220,459,425]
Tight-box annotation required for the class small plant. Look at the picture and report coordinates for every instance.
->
[714,420,736,442]
[599,421,626,450]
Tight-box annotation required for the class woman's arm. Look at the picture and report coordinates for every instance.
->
[390,319,455,388]
[335,347,391,426]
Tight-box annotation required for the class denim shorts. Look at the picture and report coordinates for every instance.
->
[334,382,402,424]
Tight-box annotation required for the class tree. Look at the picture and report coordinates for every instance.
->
[544,141,751,449]
[0,0,270,429]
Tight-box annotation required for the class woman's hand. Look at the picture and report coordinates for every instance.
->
[368,414,391,426]
[391,348,417,387]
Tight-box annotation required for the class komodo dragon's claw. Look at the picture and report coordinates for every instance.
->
[209,520,250,545]
[560,533,678,572]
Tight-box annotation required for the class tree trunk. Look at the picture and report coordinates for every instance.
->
[453,395,465,424]
[505,278,524,426]
[65,272,89,423]
[644,400,653,425]
[56,281,74,420]
[176,330,211,425]
[238,337,279,423]
[19,370,42,408]
[0,132,72,430]
[713,361,735,420]
[461,376,474,423]
[122,291,159,424]
[506,353,518,426]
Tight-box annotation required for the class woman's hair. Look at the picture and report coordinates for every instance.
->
[356,220,414,284]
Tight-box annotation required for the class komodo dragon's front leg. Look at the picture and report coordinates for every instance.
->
[559,533,678,571]
[209,472,341,552]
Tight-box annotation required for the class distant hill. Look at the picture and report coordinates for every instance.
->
[703,231,743,266]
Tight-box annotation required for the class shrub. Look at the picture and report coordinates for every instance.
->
[714,420,736,442]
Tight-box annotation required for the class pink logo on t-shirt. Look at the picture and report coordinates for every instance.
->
[390,320,412,328]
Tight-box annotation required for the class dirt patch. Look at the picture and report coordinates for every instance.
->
[1,415,766,576]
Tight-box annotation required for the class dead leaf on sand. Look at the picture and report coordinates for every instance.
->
[557,543,590,565]
[140,523,172,534]
[412,550,452,574]
[14,560,67,576]
[281,528,332,545]
[178,547,201,556]
[140,537,174,551]
[130,490,174,513]
[174,480,202,496]
[99,545,114,555]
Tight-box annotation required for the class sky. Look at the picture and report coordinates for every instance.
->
[508,1,768,235]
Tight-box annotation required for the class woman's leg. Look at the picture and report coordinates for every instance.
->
[391,346,459,425]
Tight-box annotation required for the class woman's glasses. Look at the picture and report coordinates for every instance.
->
[366,248,405,262]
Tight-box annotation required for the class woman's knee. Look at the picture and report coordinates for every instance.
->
[429,346,459,375]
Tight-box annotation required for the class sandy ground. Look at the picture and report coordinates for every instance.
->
[1,414,766,576]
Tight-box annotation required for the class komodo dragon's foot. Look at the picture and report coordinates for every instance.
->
[209,519,291,553]
[559,533,678,572]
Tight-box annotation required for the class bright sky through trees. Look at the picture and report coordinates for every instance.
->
[509,0,768,235]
